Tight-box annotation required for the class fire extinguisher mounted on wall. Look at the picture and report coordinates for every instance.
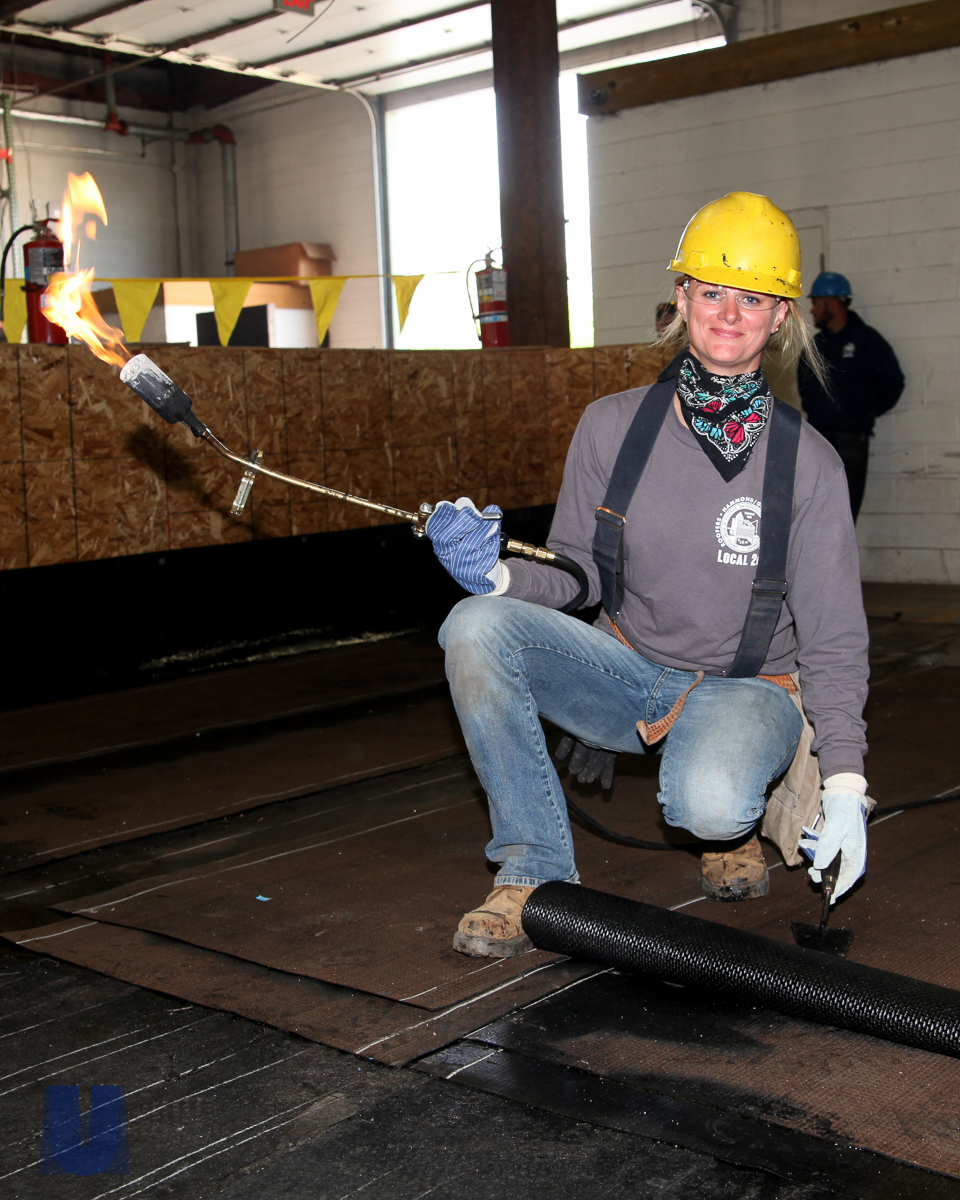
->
[24,218,67,345]
[468,250,510,349]
[0,210,67,345]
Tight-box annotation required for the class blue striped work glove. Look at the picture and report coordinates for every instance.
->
[425,497,503,594]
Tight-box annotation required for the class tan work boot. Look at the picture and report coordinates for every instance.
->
[453,885,535,958]
[701,836,769,901]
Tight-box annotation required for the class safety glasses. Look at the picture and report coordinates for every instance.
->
[683,279,781,312]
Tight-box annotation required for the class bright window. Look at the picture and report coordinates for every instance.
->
[385,75,593,349]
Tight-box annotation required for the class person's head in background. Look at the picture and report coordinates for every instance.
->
[655,300,677,336]
[809,271,852,335]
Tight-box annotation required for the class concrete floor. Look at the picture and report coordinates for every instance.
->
[2,590,959,1199]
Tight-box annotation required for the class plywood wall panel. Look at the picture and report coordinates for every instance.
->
[321,350,390,451]
[455,440,488,509]
[545,349,594,494]
[282,350,323,452]
[168,509,250,552]
[394,442,457,512]
[70,349,146,461]
[288,446,328,538]
[171,347,248,453]
[4,343,660,569]
[391,352,454,449]
[19,346,71,462]
[24,459,77,568]
[511,351,548,442]
[627,344,666,389]
[593,345,630,400]
[0,462,27,570]
[0,348,22,463]
[480,354,513,444]
[452,352,484,445]
[325,446,396,531]
[244,348,288,463]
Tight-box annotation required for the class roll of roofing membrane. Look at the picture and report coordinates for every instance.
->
[523,882,960,1058]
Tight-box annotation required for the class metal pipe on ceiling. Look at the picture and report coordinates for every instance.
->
[5,106,241,276]
[1,93,22,276]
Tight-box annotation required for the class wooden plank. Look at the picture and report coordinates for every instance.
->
[578,0,960,115]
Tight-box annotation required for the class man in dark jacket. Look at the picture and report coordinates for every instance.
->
[798,272,905,520]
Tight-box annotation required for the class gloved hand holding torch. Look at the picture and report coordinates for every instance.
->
[425,497,508,595]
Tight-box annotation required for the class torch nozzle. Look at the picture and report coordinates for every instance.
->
[120,353,207,436]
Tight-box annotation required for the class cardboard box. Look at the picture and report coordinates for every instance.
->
[233,242,335,279]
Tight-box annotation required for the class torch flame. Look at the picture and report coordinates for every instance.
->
[44,171,129,367]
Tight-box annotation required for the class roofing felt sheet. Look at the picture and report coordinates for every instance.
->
[47,770,960,1006]
[0,692,464,874]
[466,969,960,1180]
[3,918,599,1067]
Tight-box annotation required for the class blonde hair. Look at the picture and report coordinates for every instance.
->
[656,284,829,390]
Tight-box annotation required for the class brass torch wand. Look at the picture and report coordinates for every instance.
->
[119,355,588,607]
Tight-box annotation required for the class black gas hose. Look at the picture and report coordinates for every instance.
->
[500,539,590,615]
[0,222,37,328]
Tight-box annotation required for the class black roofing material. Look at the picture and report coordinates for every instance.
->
[523,881,960,1059]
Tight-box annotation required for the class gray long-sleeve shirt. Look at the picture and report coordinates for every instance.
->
[504,386,869,779]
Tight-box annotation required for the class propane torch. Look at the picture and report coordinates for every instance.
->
[119,354,589,610]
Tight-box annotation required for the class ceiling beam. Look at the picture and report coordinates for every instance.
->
[64,0,152,30]
[252,0,674,69]
[167,10,278,53]
[321,40,490,87]
[0,0,35,18]
[579,0,960,114]
[249,0,489,69]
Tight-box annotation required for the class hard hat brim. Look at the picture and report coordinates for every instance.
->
[668,260,802,300]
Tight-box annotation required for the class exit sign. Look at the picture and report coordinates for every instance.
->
[273,0,317,13]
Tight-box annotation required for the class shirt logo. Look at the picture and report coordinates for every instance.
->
[716,496,760,566]
[842,342,855,358]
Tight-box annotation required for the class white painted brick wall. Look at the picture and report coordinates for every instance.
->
[7,105,183,279]
[588,45,960,584]
[194,86,382,349]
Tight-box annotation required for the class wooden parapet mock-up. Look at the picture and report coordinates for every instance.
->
[578,0,960,116]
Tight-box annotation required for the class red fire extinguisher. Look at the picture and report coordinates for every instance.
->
[24,220,67,345]
[473,252,510,349]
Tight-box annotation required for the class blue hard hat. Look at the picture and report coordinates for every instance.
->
[810,271,852,297]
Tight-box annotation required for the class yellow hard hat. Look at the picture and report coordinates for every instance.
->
[668,191,802,298]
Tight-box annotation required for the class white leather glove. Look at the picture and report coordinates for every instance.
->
[798,772,868,903]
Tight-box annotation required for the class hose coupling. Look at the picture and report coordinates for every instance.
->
[504,538,556,563]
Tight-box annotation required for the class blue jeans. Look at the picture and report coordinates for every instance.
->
[439,596,804,887]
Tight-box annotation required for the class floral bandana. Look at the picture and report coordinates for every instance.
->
[675,352,773,482]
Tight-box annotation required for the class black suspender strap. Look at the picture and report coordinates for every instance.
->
[591,359,680,620]
[591,351,802,675]
[723,399,802,678]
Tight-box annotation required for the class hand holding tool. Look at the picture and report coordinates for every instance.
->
[792,852,854,956]
[799,772,869,902]
[424,497,504,594]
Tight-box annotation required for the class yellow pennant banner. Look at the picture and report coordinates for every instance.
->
[210,279,252,346]
[1,280,27,346]
[112,279,161,343]
[308,277,347,345]
[393,275,424,331]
